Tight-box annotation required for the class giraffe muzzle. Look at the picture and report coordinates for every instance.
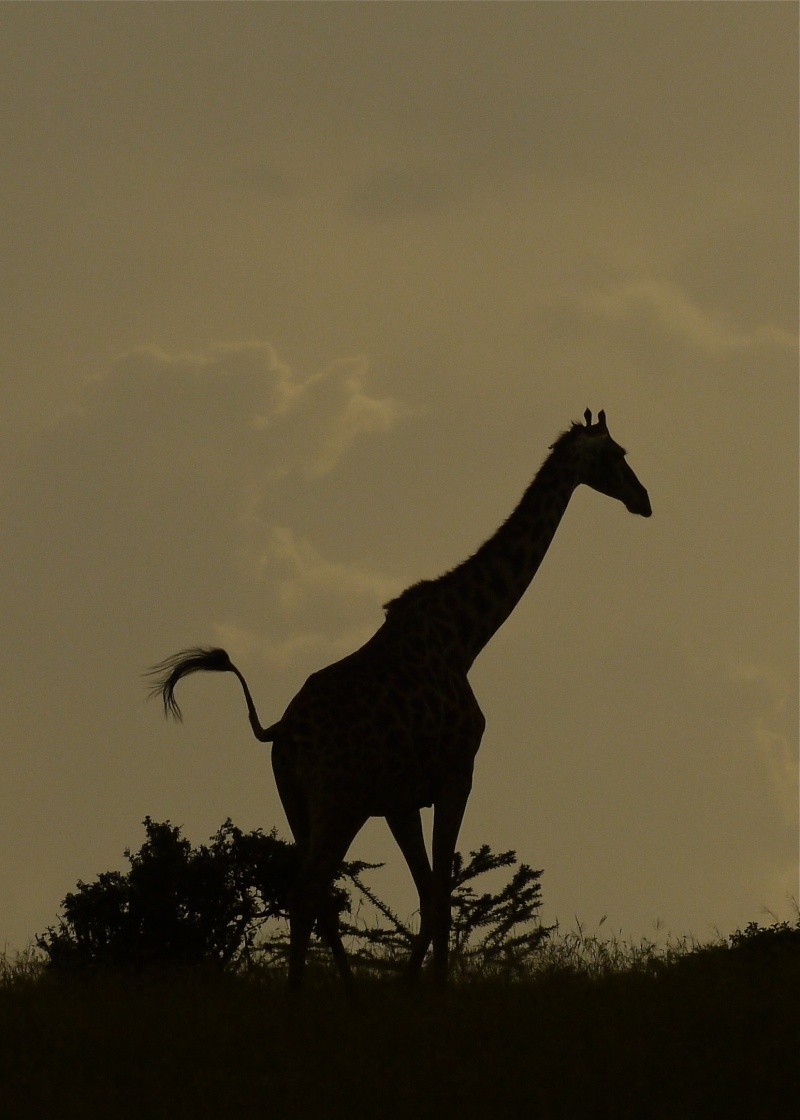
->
[626,488,652,517]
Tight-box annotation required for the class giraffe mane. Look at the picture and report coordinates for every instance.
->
[548,420,590,452]
[383,578,436,614]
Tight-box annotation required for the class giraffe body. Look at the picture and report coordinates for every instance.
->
[151,410,650,989]
[274,627,482,815]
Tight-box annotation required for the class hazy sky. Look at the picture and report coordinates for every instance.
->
[1,3,797,953]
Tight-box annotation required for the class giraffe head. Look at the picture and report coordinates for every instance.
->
[556,409,652,517]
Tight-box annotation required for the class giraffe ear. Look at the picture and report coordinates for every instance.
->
[584,408,592,426]
[597,409,607,431]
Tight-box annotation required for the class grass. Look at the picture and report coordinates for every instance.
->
[2,922,797,1120]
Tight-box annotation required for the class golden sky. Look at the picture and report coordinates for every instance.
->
[1,2,797,951]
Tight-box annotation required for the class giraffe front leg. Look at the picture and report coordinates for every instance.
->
[387,809,433,982]
[430,779,472,985]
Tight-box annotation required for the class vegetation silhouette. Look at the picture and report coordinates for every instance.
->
[8,825,799,1116]
[4,898,797,1119]
[36,819,550,979]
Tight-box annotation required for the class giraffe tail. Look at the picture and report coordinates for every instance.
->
[147,646,280,743]
[146,646,235,721]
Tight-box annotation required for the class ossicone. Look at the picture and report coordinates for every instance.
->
[584,408,608,433]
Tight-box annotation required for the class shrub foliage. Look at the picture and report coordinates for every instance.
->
[37,819,550,976]
[37,819,346,972]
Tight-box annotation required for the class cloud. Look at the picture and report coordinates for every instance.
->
[97,342,409,480]
[215,522,402,673]
[571,279,798,356]
[0,341,409,668]
[262,526,401,609]
[730,664,798,826]
[255,354,412,478]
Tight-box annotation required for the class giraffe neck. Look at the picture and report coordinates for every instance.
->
[386,448,578,670]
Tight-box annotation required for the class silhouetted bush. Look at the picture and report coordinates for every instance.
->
[450,845,552,967]
[728,918,800,959]
[37,818,348,973]
[339,843,552,976]
[37,819,552,976]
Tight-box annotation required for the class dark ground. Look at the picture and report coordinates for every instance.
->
[1,941,797,1120]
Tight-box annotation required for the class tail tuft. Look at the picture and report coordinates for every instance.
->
[146,647,233,721]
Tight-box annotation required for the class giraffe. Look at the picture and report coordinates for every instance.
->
[150,409,650,989]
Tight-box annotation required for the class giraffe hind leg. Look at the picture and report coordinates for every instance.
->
[287,812,368,992]
[274,769,362,991]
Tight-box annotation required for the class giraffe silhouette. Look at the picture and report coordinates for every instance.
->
[150,409,651,989]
